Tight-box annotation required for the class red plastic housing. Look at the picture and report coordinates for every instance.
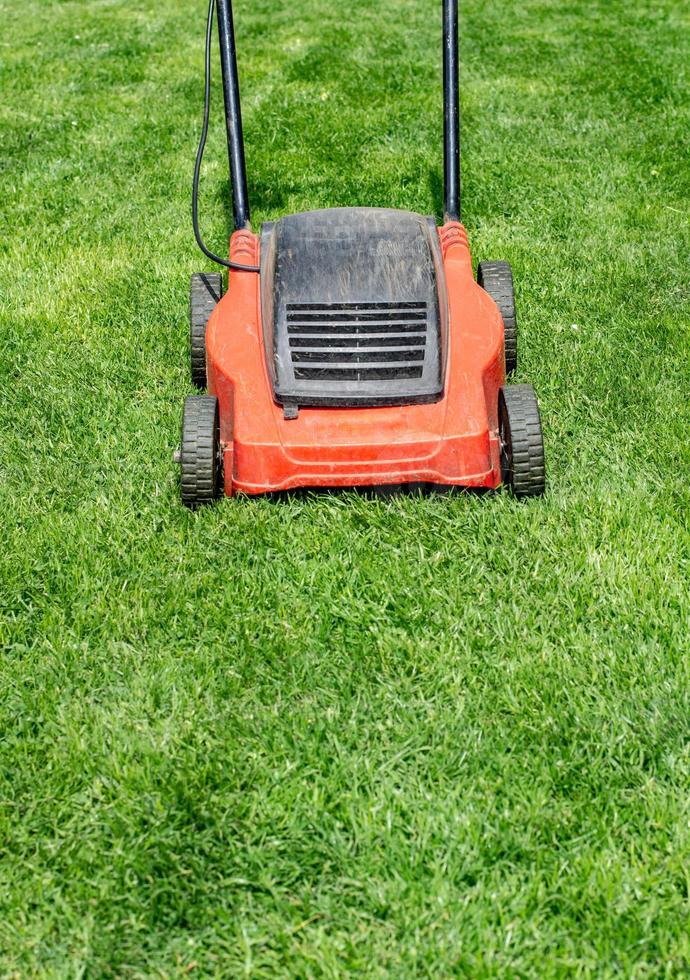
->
[205,221,505,496]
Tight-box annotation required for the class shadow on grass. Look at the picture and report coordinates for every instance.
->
[239,484,494,504]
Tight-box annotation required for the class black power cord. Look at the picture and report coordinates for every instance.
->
[192,0,260,273]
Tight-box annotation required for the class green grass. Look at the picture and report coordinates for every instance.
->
[1,0,689,974]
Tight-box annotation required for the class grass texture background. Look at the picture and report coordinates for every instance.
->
[1,0,689,974]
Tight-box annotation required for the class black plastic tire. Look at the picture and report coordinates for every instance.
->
[190,272,223,389]
[498,385,545,498]
[179,395,222,508]
[477,261,517,374]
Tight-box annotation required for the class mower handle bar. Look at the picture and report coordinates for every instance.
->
[215,0,460,230]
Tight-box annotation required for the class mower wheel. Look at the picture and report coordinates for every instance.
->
[498,385,545,498]
[179,395,222,508]
[190,272,223,388]
[477,261,517,373]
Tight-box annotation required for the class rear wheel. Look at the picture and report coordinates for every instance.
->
[498,384,545,497]
[190,272,223,389]
[178,395,222,508]
[477,260,517,374]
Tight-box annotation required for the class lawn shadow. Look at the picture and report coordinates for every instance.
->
[241,484,492,504]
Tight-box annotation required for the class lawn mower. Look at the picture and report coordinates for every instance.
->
[175,0,545,505]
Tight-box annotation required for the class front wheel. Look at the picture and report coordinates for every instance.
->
[498,385,545,498]
[178,395,223,508]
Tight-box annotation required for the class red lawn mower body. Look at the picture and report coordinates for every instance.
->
[206,222,504,496]
[177,0,545,505]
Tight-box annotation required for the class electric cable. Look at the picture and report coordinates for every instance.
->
[192,0,260,273]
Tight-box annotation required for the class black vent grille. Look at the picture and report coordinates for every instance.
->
[286,302,427,382]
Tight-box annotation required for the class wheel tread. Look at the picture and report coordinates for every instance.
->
[477,260,518,374]
[179,395,222,508]
[498,384,545,498]
[190,273,223,389]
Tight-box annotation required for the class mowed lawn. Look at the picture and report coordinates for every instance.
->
[1,0,689,974]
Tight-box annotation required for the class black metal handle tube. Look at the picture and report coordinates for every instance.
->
[443,0,461,221]
[216,0,251,229]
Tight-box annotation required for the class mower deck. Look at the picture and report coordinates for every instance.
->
[205,219,505,496]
